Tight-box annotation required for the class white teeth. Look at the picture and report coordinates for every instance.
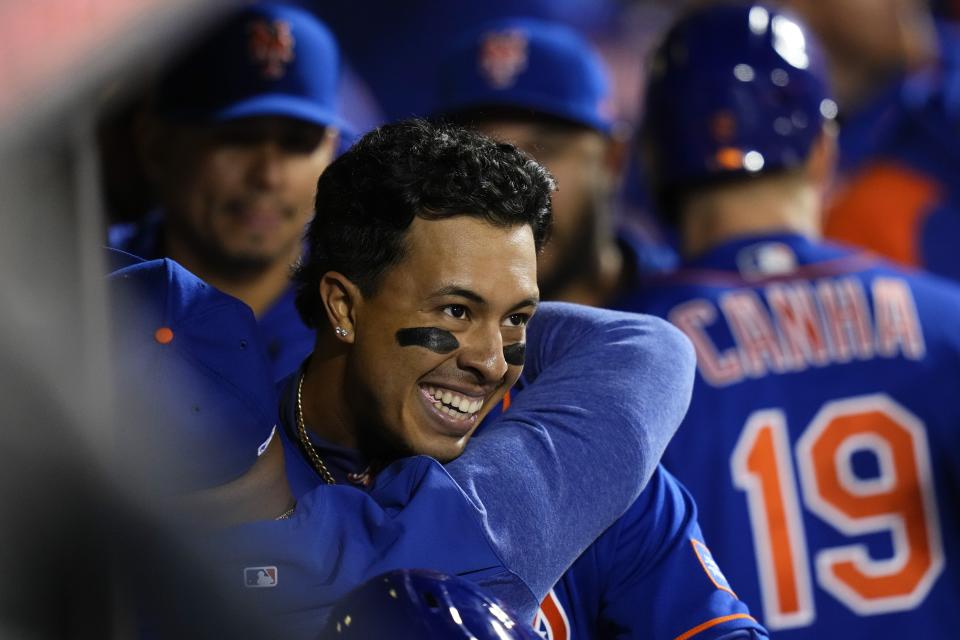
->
[425,386,485,417]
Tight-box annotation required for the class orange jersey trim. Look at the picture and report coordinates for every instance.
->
[673,613,757,640]
[501,390,511,411]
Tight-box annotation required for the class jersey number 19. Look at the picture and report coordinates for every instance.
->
[730,394,944,630]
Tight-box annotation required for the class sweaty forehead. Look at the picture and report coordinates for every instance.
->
[393,215,538,303]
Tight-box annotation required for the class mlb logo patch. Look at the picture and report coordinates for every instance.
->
[244,566,278,588]
[479,29,529,89]
[736,241,797,280]
[691,539,736,597]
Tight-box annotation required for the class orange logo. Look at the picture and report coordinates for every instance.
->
[248,19,296,80]
[479,29,528,89]
[533,589,570,640]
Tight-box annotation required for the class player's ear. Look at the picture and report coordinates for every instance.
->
[603,126,631,180]
[319,127,340,166]
[318,271,360,344]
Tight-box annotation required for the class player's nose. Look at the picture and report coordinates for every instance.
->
[457,323,509,384]
[247,141,287,188]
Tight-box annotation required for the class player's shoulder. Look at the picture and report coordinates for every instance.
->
[898,264,960,301]
[864,256,960,315]
[586,466,695,565]
[533,302,693,361]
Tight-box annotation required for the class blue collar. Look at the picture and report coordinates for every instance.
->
[683,233,855,274]
[278,368,373,497]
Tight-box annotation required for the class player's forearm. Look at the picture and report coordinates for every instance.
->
[445,302,696,608]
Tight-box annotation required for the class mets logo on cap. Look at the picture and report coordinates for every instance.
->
[479,29,529,89]
[248,18,296,80]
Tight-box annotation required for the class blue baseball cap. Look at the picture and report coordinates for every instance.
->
[432,18,615,134]
[155,3,345,130]
[108,259,278,492]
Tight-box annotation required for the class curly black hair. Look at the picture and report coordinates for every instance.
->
[293,119,555,328]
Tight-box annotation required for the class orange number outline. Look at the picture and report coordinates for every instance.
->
[796,394,945,615]
[731,410,816,629]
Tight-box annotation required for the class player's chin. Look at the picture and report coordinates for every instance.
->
[408,428,472,464]
[215,239,288,267]
[215,223,298,256]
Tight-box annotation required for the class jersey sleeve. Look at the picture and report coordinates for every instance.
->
[208,302,696,634]
[446,302,697,618]
[208,455,523,639]
[595,466,768,640]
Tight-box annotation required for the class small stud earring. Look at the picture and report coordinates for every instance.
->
[334,326,349,338]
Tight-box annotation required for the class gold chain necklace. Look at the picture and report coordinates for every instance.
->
[296,371,337,485]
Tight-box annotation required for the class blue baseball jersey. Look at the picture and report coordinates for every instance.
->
[284,385,765,637]
[282,396,767,640]
[108,212,314,381]
[217,303,696,636]
[619,233,960,638]
[281,408,767,640]
[824,24,960,282]
[533,466,766,640]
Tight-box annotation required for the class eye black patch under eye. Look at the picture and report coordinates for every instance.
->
[503,343,526,366]
[395,327,460,354]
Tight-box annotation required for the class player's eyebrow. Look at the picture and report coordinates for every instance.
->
[430,285,539,312]
[431,286,488,306]
[507,296,539,313]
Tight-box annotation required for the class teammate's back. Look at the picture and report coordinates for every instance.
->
[629,233,960,636]
[633,3,960,636]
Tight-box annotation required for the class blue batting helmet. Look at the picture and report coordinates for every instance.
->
[321,569,540,639]
[642,2,835,216]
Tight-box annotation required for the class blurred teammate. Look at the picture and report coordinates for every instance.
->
[108,254,292,525]
[109,3,343,380]
[627,3,960,637]
[432,17,675,307]
[784,0,960,281]
[431,18,765,639]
